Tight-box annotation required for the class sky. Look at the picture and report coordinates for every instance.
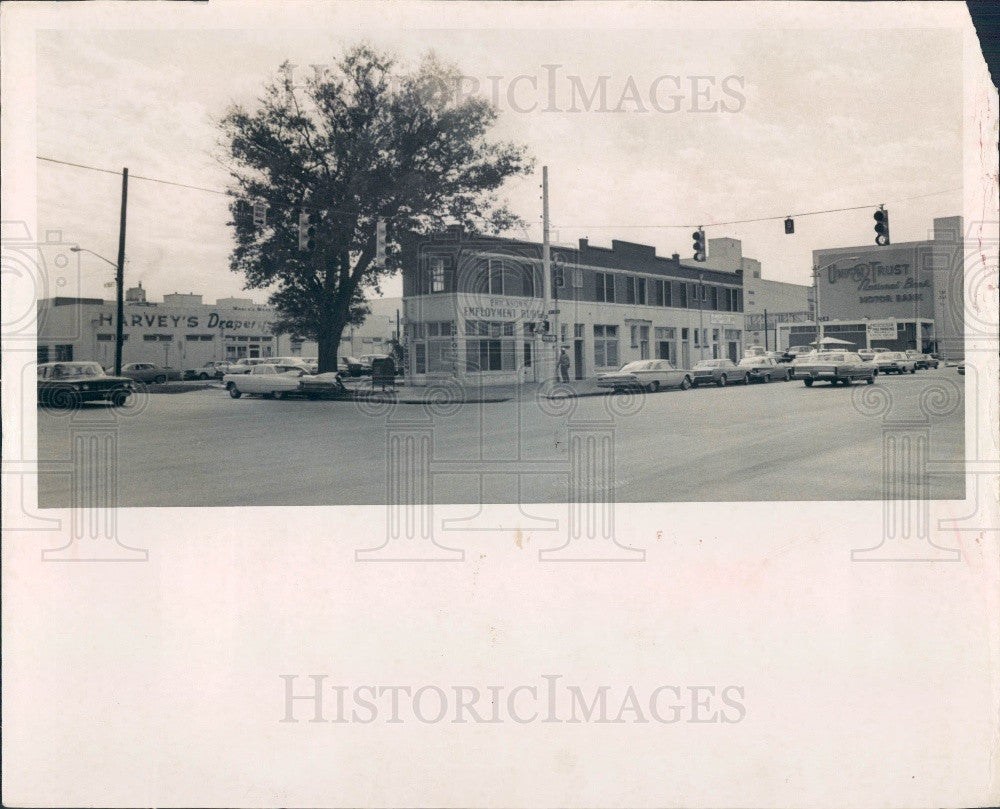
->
[36,23,963,305]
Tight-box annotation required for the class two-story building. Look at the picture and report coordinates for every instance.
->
[401,227,745,386]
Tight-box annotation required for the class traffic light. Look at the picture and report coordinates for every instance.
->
[298,211,319,252]
[784,217,794,234]
[552,262,565,287]
[252,200,267,228]
[874,207,890,246]
[376,217,386,268]
[692,229,706,262]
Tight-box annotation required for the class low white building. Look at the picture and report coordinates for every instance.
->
[36,289,401,370]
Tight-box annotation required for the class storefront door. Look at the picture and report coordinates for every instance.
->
[574,339,584,380]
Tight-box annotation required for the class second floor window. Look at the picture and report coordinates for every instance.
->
[595,272,615,303]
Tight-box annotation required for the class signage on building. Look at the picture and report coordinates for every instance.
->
[866,320,898,341]
[457,294,543,322]
[817,246,933,321]
[710,314,737,325]
[95,311,267,331]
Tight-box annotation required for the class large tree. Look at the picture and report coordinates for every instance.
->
[220,45,533,372]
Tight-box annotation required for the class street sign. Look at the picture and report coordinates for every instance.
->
[867,320,897,341]
[541,334,558,343]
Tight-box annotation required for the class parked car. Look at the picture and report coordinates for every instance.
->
[184,361,231,380]
[905,350,939,369]
[779,345,814,363]
[223,363,311,399]
[872,351,917,374]
[226,357,270,375]
[743,346,767,358]
[737,356,791,382]
[596,359,692,393]
[690,358,750,387]
[38,362,135,408]
[339,356,363,376]
[118,362,181,384]
[269,356,312,367]
[795,351,877,386]
[299,372,351,400]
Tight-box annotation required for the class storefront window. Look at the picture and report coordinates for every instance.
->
[594,325,619,368]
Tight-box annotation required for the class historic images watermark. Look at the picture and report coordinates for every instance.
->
[280,63,747,115]
[353,241,644,563]
[1,221,148,561]
[279,674,746,725]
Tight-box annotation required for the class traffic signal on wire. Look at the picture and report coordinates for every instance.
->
[692,229,706,262]
[298,211,319,252]
[784,217,794,234]
[874,208,890,246]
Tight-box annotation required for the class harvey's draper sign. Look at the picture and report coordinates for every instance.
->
[817,246,934,321]
[95,311,267,331]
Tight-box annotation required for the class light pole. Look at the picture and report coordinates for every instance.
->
[71,246,124,371]
[698,272,705,361]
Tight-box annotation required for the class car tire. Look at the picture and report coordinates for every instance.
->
[680,376,691,390]
[229,386,242,399]
[199,372,209,380]
[910,367,916,374]
[743,373,751,385]
[647,381,660,393]
[274,391,285,400]
[804,379,814,387]
[784,370,792,381]
[153,374,167,384]
[109,389,130,408]
[841,378,851,386]
[866,376,875,385]
[718,375,727,387]
[763,374,770,383]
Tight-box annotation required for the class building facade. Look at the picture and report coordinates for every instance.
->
[36,290,400,369]
[401,228,746,385]
[683,237,812,352]
[782,216,964,358]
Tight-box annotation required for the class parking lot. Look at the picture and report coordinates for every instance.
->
[36,367,965,506]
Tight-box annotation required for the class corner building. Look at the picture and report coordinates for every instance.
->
[401,228,745,385]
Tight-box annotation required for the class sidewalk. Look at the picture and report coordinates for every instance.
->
[343,377,607,404]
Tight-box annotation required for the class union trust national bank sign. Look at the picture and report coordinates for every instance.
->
[818,245,934,321]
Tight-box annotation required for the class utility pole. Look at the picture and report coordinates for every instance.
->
[698,273,705,361]
[114,167,129,376]
[812,264,822,350]
[764,309,769,352]
[541,165,552,381]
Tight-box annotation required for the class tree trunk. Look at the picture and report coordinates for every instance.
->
[317,323,344,374]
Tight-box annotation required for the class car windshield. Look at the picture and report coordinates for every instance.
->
[618,361,653,373]
[814,353,846,362]
[737,358,762,367]
[694,360,722,369]
[49,363,105,378]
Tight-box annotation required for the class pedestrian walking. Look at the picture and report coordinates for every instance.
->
[558,347,571,383]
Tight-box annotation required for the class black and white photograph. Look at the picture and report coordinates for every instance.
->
[2,1,998,807]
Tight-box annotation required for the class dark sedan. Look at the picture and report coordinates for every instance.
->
[38,362,135,407]
[118,362,182,384]
[737,356,791,382]
[691,358,750,387]
[795,351,877,386]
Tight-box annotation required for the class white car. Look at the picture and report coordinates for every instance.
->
[596,359,692,393]
[872,351,917,374]
[223,363,311,399]
[226,357,270,375]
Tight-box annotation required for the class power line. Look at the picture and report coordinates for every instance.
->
[550,188,963,229]
[38,155,961,233]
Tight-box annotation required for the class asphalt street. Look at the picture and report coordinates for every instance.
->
[37,368,965,506]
